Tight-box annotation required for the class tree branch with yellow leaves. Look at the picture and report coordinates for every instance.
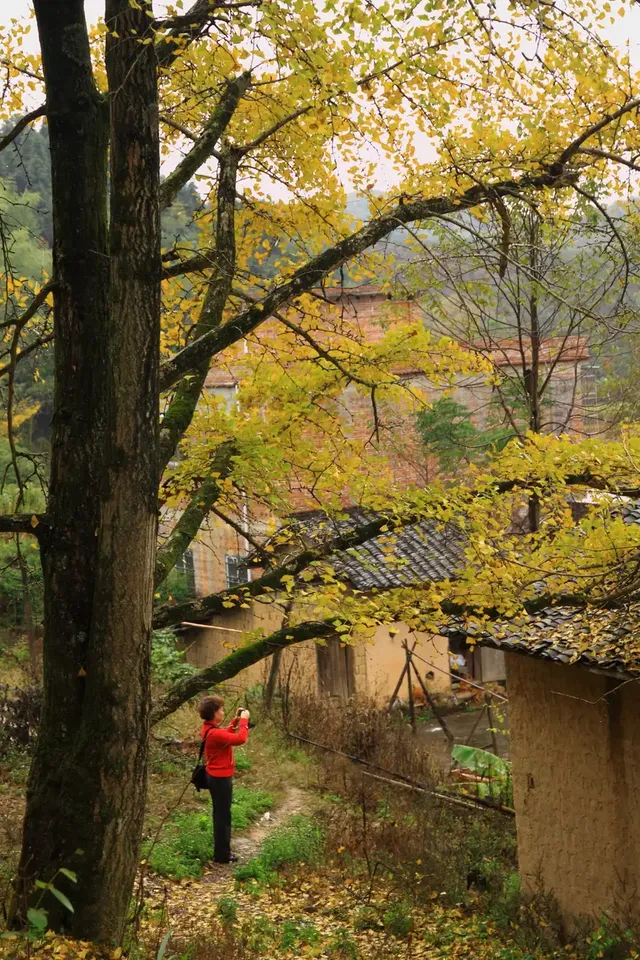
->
[158,93,640,393]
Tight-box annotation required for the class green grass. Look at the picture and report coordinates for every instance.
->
[145,786,273,879]
[234,814,325,886]
[234,749,252,772]
[384,899,414,938]
[279,919,321,952]
[231,784,273,829]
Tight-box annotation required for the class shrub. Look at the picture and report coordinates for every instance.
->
[217,896,238,924]
[354,906,382,931]
[278,919,320,951]
[286,693,437,785]
[489,872,522,928]
[580,919,638,960]
[0,533,43,629]
[384,899,414,937]
[242,916,275,954]
[151,629,197,686]
[327,928,358,959]
[159,926,250,960]
[452,744,513,807]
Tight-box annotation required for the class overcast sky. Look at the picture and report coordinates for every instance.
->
[5,0,639,52]
[3,0,639,199]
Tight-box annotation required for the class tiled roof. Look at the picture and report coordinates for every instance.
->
[442,604,640,677]
[622,502,640,526]
[289,508,466,591]
[478,336,589,368]
[436,498,640,676]
[273,500,640,676]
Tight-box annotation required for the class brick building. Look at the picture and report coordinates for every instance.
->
[174,287,592,701]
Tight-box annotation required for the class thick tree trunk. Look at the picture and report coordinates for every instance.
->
[13,0,160,945]
[13,0,110,936]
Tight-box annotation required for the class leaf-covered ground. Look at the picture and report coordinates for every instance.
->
[0,778,538,960]
[137,862,543,960]
[0,871,545,960]
[0,785,614,960]
[0,860,608,960]
[3,709,639,960]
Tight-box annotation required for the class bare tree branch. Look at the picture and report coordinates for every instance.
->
[154,0,246,68]
[151,569,640,722]
[6,282,56,329]
[493,472,640,498]
[158,166,575,392]
[152,512,416,628]
[159,73,250,211]
[210,504,267,559]
[161,247,218,279]
[0,104,47,155]
[155,0,260,30]
[237,106,311,155]
[577,146,640,173]
[159,115,197,141]
[0,514,44,534]
[159,91,640,394]
[0,59,43,82]
[555,96,640,166]
[0,332,54,379]
[275,311,379,389]
[159,150,239,469]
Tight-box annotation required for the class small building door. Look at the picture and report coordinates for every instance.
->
[316,639,356,699]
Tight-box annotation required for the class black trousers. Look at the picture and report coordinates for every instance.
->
[208,774,233,862]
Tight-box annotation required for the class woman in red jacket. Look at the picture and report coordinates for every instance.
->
[199,695,250,863]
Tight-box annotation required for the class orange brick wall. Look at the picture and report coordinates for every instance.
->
[176,289,590,698]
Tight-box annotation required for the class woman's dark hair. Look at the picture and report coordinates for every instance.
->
[199,695,224,721]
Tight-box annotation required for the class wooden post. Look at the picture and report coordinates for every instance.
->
[464,703,487,746]
[404,641,416,734]
[264,647,283,711]
[410,656,454,746]
[387,661,408,711]
[485,692,500,757]
[387,640,417,711]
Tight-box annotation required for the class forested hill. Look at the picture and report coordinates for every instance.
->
[0,120,203,280]
[0,120,205,444]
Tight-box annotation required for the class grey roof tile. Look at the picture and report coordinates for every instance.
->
[441,603,640,677]
[290,507,465,591]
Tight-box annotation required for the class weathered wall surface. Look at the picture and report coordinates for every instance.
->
[359,624,450,701]
[185,601,285,693]
[506,653,640,928]
[476,647,506,683]
[184,611,450,704]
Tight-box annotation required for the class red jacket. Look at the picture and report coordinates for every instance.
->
[201,717,249,778]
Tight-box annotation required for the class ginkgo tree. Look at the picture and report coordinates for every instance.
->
[0,0,639,945]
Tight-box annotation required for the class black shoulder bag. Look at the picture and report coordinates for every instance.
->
[191,728,213,792]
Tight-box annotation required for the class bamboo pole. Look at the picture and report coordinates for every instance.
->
[404,641,417,733]
[409,655,454,746]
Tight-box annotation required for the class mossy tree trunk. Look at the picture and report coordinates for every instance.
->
[13,0,160,945]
